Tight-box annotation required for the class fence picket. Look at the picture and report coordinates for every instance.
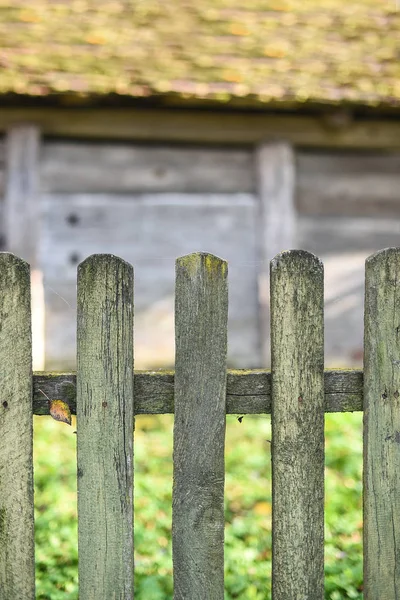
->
[173,253,228,600]
[0,253,35,599]
[270,250,325,600]
[77,254,134,600]
[364,248,400,597]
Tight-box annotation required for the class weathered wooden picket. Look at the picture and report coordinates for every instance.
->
[0,248,399,599]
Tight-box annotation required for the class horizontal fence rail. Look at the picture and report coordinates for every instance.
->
[2,247,400,600]
[32,370,363,415]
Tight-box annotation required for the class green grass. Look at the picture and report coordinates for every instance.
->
[34,411,363,599]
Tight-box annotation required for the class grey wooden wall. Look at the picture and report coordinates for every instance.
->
[2,128,400,370]
[39,143,261,369]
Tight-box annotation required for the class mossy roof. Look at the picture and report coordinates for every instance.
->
[0,0,399,110]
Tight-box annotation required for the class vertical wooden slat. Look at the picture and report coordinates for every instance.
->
[256,142,296,365]
[0,253,35,599]
[270,250,324,600]
[77,254,134,600]
[5,125,44,370]
[364,248,400,598]
[173,252,228,600]
[4,125,40,265]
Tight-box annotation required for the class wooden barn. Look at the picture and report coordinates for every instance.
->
[0,0,400,370]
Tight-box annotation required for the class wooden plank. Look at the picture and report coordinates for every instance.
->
[270,250,325,600]
[256,142,296,365]
[256,142,296,261]
[1,108,400,149]
[173,253,228,600]
[41,142,253,193]
[40,193,259,369]
[4,125,40,265]
[298,151,400,217]
[363,248,400,598]
[0,253,35,599]
[31,369,364,415]
[77,254,134,600]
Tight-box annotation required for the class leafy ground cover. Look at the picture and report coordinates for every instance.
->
[34,411,363,599]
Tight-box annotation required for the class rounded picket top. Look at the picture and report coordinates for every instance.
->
[0,252,31,315]
[0,251,30,273]
[77,253,134,273]
[270,249,323,276]
[365,246,400,268]
[176,251,228,280]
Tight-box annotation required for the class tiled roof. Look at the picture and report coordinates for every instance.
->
[0,0,399,110]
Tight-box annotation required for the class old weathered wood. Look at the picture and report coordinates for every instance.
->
[41,192,259,370]
[256,142,296,262]
[256,142,296,365]
[363,248,400,598]
[41,142,253,193]
[1,108,400,149]
[298,151,400,217]
[4,125,40,265]
[77,254,134,600]
[31,369,364,415]
[270,250,325,600]
[0,253,35,599]
[173,253,228,600]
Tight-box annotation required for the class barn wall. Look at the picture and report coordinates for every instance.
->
[297,151,400,217]
[4,132,400,369]
[39,142,260,370]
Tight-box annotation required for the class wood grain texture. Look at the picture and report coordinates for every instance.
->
[1,108,400,149]
[363,248,400,598]
[77,254,134,600]
[173,253,228,600]
[270,250,325,600]
[31,369,364,415]
[4,126,40,265]
[41,142,253,193]
[0,253,35,599]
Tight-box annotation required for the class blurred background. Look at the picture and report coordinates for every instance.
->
[1,0,400,371]
[1,2,398,599]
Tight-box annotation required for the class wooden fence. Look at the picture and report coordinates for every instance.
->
[0,248,399,599]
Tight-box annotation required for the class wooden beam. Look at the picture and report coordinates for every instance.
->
[4,125,40,265]
[0,108,399,149]
[256,141,296,365]
[256,141,296,262]
[32,369,363,416]
[4,126,44,369]
[41,142,254,193]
